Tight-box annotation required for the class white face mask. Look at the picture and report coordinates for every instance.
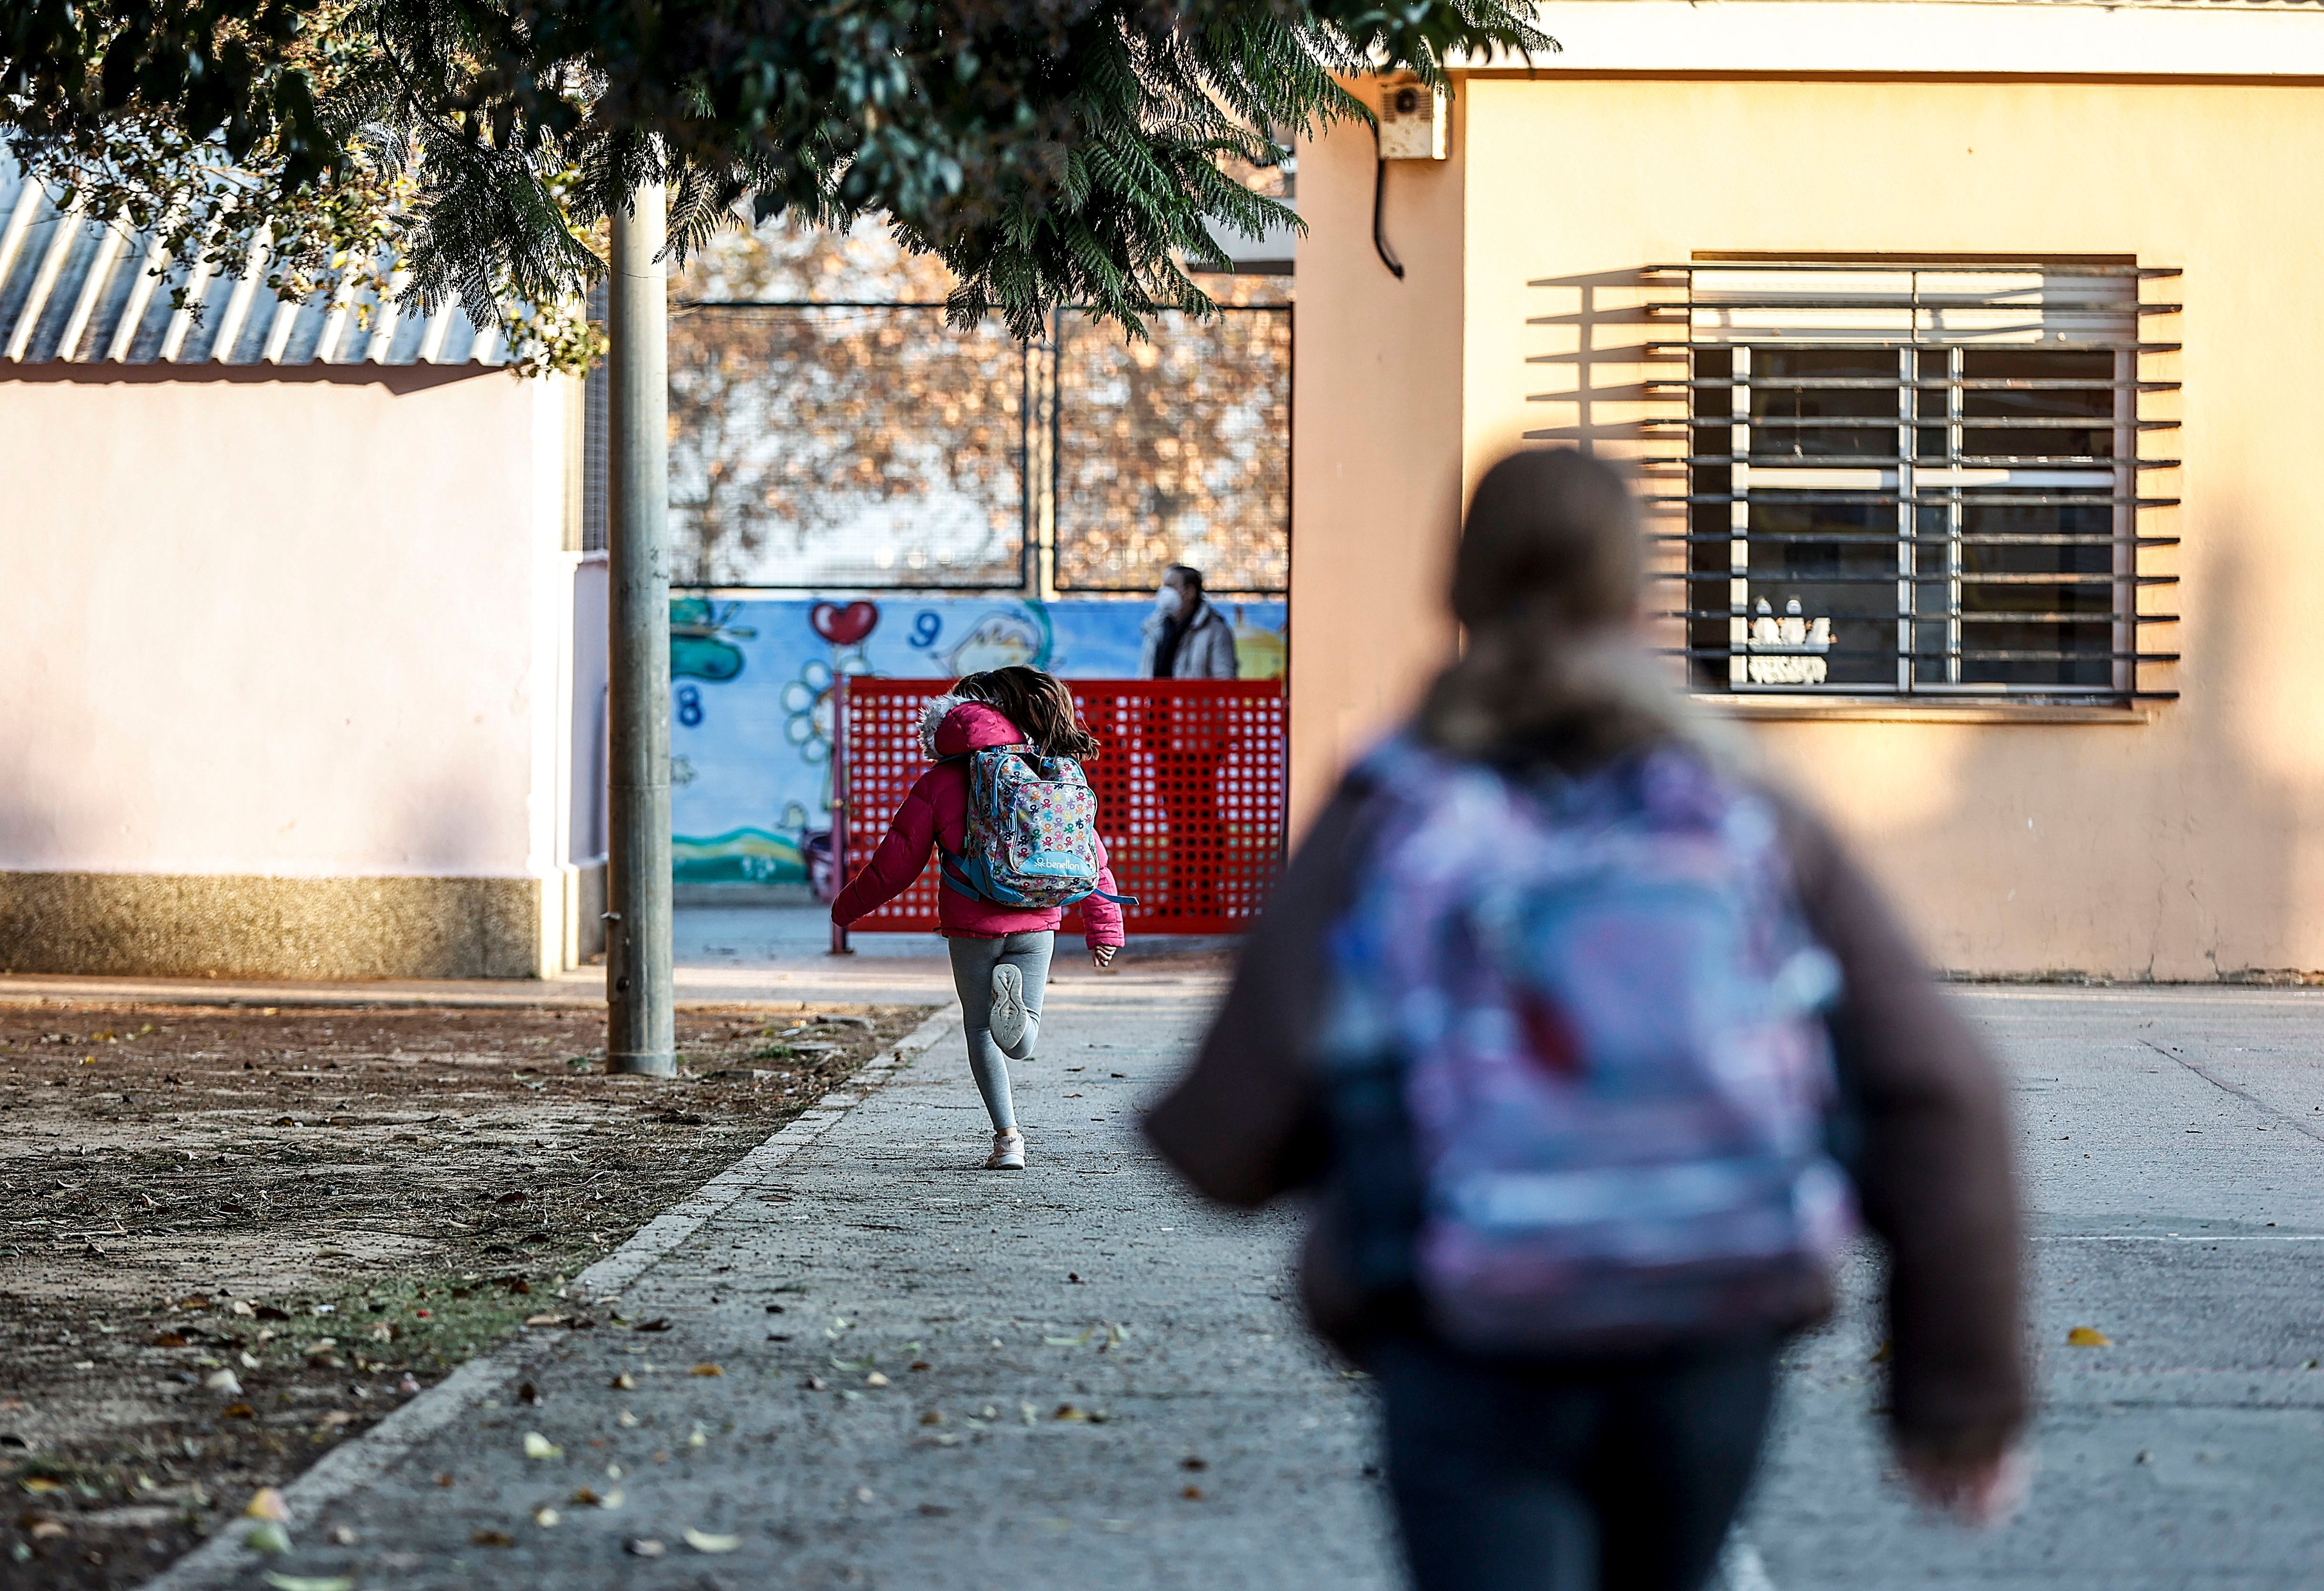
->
[1153,586,1183,618]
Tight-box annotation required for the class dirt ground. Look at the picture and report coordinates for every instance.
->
[0,997,930,1589]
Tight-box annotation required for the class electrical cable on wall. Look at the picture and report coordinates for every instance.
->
[1371,124,1404,280]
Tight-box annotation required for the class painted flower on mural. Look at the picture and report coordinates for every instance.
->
[780,656,871,766]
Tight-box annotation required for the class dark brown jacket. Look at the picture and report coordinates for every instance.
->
[1144,766,2028,1462]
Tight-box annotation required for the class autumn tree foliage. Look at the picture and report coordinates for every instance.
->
[5,0,1549,337]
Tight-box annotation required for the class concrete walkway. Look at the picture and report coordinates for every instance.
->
[98,945,2324,1590]
[146,949,1397,1591]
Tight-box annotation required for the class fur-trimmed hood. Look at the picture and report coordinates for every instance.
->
[917,695,1024,761]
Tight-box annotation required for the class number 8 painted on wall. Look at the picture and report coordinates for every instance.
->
[675,685,704,728]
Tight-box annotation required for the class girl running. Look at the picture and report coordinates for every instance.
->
[832,666,1127,1170]
[1147,450,2026,1591]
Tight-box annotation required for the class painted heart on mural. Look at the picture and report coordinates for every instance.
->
[810,600,880,647]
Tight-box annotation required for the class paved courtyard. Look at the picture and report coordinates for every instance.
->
[135,953,2324,1590]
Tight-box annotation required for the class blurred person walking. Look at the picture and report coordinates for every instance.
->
[835,666,1127,1170]
[1146,449,2027,1591]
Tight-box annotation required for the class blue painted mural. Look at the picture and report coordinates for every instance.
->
[668,595,1288,887]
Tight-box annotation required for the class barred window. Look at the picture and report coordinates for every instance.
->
[1648,262,2179,703]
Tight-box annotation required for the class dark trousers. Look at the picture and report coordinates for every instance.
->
[1374,1334,1779,1591]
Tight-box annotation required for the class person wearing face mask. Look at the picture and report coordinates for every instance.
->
[1139,564,1240,680]
[1135,564,1239,926]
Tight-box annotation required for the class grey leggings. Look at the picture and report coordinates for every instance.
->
[946,931,1052,1133]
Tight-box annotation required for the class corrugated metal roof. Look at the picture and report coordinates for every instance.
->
[0,157,509,368]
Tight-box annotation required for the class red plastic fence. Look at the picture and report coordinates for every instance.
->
[835,678,1287,936]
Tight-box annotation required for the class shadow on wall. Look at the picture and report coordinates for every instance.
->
[1516,266,1670,455]
[1851,523,2308,981]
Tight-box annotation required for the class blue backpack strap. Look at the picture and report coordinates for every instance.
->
[941,851,1030,908]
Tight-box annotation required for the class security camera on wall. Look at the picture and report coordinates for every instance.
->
[1378,74,1449,161]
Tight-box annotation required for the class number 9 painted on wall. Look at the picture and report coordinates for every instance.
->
[908,612,943,650]
[675,685,704,728]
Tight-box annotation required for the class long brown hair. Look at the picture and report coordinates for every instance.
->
[1418,448,1732,769]
[955,666,1101,760]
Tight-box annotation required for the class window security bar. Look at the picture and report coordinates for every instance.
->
[1640,261,2181,702]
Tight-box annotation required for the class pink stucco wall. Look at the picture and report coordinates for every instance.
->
[0,363,579,880]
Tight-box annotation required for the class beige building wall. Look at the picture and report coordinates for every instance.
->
[1288,89,1470,829]
[1294,67,2324,980]
[0,364,606,979]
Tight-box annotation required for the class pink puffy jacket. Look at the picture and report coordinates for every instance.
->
[830,700,1128,949]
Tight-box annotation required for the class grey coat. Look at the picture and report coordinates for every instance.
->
[1139,600,1240,679]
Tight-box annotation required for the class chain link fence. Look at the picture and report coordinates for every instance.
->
[658,302,1289,594]
[1052,307,1291,595]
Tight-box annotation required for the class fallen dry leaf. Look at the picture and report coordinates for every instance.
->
[690,1362,724,1378]
[609,1372,635,1390]
[864,1371,891,1388]
[523,1432,563,1460]
[244,1520,292,1555]
[152,1332,189,1348]
[204,1369,243,1395]
[221,1402,256,1420]
[262,1576,352,1591]
[683,1528,742,1553]
[245,1487,290,1521]
[2068,1327,2113,1347]
[625,1537,666,1558]
[471,1529,515,1547]
[533,1506,560,1527]
[525,1314,570,1328]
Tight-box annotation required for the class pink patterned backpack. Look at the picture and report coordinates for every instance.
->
[941,744,1132,911]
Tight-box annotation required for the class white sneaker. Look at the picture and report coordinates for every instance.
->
[987,963,1031,1057]
[985,1130,1026,1171]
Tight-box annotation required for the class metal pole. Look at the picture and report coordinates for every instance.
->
[605,180,675,1077]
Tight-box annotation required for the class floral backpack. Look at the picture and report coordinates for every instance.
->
[941,744,1133,911]
[1319,735,1854,1354]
